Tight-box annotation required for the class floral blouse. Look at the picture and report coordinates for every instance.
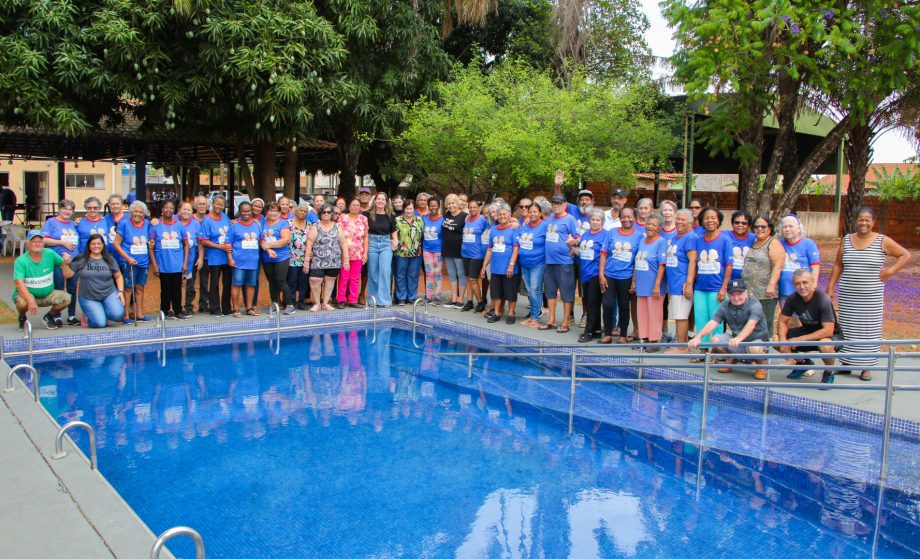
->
[289,220,311,266]
[337,213,368,262]
[395,215,423,257]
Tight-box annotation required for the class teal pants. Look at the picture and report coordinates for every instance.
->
[693,290,723,343]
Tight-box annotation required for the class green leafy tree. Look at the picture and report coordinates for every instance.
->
[664,0,920,220]
[397,60,676,199]
[873,163,920,201]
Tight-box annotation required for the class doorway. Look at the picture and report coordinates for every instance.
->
[24,171,49,225]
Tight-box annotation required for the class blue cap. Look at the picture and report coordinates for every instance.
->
[26,230,44,241]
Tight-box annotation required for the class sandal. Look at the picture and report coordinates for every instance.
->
[859,370,872,381]
[249,307,261,316]
[556,325,570,334]
[689,357,704,363]
[538,323,557,331]
[597,336,613,344]
[232,309,242,318]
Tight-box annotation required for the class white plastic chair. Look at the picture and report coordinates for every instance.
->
[2,224,27,256]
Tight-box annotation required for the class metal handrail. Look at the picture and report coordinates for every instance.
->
[53,420,97,470]
[154,310,167,365]
[411,298,429,348]
[4,364,40,402]
[499,338,920,350]
[151,526,205,559]
[447,341,909,484]
[366,296,378,343]
[24,318,33,365]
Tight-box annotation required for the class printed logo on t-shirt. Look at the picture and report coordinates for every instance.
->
[217,226,228,245]
[161,230,181,249]
[424,226,438,241]
[24,272,53,290]
[613,241,632,262]
[666,242,678,267]
[60,228,78,244]
[108,225,117,244]
[88,226,106,237]
[492,235,506,253]
[635,250,649,271]
[130,236,148,255]
[463,227,476,243]
[698,249,721,274]
[546,224,561,243]
[242,232,258,249]
[519,232,534,251]
[579,238,595,261]
[733,245,751,268]
[480,229,490,244]
[264,228,277,242]
[783,251,800,272]
[576,219,590,236]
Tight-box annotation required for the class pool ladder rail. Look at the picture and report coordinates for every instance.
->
[52,420,98,470]
[151,526,205,559]
[4,363,39,402]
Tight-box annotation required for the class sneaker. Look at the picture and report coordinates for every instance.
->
[336,302,346,310]
[347,303,363,309]
[578,333,593,343]
[42,313,59,330]
[428,298,440,307]
[210,311,223,317]
[283,305,296,315]
[505,315,516,325]
[578,316,586,328]
[484,309,496,319]
[175,312,190,320]
[460,301,474,312]
[122,318,134,325]
[53,315,63,327]
[18,314,27,330]
[787,359,814,379]
[167,310,176,320]
[474,301,487,313]
[66,316,81,326]
[487,314,502,323]
[820,371,835,389]
[137,315,152,322]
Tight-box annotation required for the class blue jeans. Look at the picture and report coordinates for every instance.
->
[367,235,394,306]
[287,265,308,305]
[53,266,78,317]
[394,255,421,302]
[79,291,125,328]
[521,263,545,320]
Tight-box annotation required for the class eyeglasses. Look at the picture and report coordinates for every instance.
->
[85,206,100,210]
[733,221,748,226]
[752,224,768,230]
[519,204,531,209]
[320,210,332,214]
[689,205,702,210]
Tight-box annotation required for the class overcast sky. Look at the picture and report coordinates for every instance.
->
[640,0,916,164]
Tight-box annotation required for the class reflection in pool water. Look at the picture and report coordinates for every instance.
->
[31,328,919,558]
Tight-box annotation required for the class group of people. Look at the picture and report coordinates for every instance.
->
[11,180,911,383]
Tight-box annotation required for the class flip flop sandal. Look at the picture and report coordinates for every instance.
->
[859,371,872,381]
[249,307,261,316]
[556,326,570,333]
[232,310,243,318]
[597,336,613,344]
[538,323,557,331]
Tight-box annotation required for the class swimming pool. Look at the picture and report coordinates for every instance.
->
[23,326,920,558]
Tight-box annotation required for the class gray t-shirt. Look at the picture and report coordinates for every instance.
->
[713,296,769,341]
[71,254,119,300]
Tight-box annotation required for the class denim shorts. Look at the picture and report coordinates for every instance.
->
[232,267,259,287]
[544,264,576,302]
[121,263,148,287]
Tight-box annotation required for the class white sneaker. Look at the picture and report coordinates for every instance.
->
[283,305,296,315]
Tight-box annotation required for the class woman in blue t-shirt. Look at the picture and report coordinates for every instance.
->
[518,201,549,327]
[150,201,189,320]
[778,215,821,301]
[728,210,755,280]
[576,210,608,342]
[421,196,445,304]
[227,202,263,318]
[41,199,80,324]
[634,213,668,349]
[480,204,520,324]
[113,201,152,323]
[664,209,698,351]
[461,199,491,313]
[692,206,733,345]
[599,206,640,344]
[260,202,295,314]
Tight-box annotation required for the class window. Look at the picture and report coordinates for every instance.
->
[66,174,105,188]
[0,172,9,187]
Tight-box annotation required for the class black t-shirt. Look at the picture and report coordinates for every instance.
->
[441,211,468,258]
[781,290,842,336]
[365,212,396,236]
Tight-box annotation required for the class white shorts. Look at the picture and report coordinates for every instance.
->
[669,293,693,320]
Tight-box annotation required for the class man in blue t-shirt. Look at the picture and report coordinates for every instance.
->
[198,196,233,316]
[542,194,580,333]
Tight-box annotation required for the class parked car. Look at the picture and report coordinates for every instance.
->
[206,190,251,213]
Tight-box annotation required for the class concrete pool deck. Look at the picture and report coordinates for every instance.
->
[0,297,917,557]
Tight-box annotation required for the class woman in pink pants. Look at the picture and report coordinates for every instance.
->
[336,198,369,308]
[633,213,669,352]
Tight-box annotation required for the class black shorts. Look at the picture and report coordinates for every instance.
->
[309,267,339,278]
[464,258,484,278]
[787,327,844,352]
[490,273,521,302]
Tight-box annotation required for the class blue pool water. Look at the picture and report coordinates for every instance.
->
[26,327,920,558]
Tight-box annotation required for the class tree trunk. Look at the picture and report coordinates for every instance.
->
[736,118,764,216]
[283,144,298,199]
[843,122,873,234]
[336,125,359,199]
[253,140,277,202]
[773,115,852,221]
[759,75,800,215]
[235,140,255,194]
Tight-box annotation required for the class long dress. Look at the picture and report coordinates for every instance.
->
[837,234,886,369]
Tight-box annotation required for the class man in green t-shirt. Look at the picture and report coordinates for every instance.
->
[13,230,74,330]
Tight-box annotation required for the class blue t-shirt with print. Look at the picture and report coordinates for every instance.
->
[150,219,187,274]
[422,215,444,253]
[461,215,489,259]
[602,227,640,280]
[105,213,126,260]
[180,218,200,271]
[779,237,821,297]
[228,219,263,271]
[517,219,548,268]
[116,218,151,268]
[487,224,520,274]
[729,232,755,280]
[42,217,79,259]
[306,211,319,225]
[199,213,232,266]
[544,213,579,265]
[573,210,593,238]
[634,236,668,297]
[261,219,291,263]
[694,231,733,292]
[75,217,108,253]
[578,228,607,282]
[665,231,697,295]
